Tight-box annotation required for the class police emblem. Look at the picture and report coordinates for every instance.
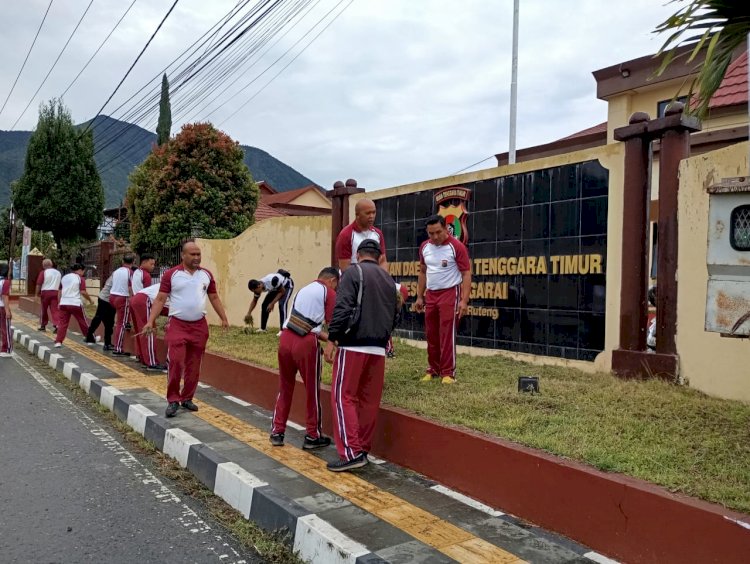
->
[435,186,471,244]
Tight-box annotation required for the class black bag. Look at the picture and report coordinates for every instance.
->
[344,264,364,335]
[277,268,291,279]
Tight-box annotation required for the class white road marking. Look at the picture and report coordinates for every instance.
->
[197,383,212,389]
[430,484,504,517]
[366,454,386,465]
[224,395,252,407]
[724,515,750,530]
[12,352,247,564]
[584,551,620,564]
[287,421,305,431]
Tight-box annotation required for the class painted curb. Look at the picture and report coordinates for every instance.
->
[11,327,385,564]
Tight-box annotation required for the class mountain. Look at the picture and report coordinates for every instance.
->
[0,115,318,208]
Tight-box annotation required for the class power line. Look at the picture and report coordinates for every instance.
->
[81,0,181,135]
[10,0,96,130]
[60,0,139,99]
[452,156,496,175]
[0,0,55,120]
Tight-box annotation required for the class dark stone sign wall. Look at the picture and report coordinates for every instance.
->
[378,160,608,361]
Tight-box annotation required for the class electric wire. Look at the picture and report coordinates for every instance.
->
[60,0,139,99]
[10,0,95,130]
[0,0,55,120]
[453,156,496,175]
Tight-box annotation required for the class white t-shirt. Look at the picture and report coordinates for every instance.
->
[110,266,132,297]
[160,266,216,322]
[131,268,148,293]
[59,273,86,307]
[419,236,471,291]
[261,273,289,292]
[40,268,62,291]
[138,282,161,301]
[283,280,335,335]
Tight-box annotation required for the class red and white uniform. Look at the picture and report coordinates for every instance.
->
[131,267,152,294]
[272,280,336,438]
[335,222,387,266]
[0,277,12,354]
[36,267,62,329]
[110,266,132,353]
[160,266,216,404]
[419,235,470,379]
[130,283,167,367]
[55,273,89,344]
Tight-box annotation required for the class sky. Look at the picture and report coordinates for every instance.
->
[0,0,680,191]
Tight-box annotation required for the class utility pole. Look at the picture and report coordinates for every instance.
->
[509,0,519,165]
[8,205,17,281]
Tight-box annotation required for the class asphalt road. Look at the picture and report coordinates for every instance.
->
[0,352,266,564]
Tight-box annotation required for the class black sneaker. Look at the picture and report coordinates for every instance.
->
[165,402,179,417]
[103,345,114,352]
[145,364,168,372]
[327,453,368,472]
[125,323,132,331]
[386,350,395,358]
[38,326,46,332]
[181,400,198,412]
[112,351,130,356]
[303,435,331,450]
[52,326,58,334]
[269,433,284,447]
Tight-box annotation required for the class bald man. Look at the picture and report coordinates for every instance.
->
[144,242,229,418]
[335,199,388,272]
[35,258,62,332]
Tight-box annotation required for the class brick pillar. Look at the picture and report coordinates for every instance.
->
[100,240,115,283]
[328,179,365,267]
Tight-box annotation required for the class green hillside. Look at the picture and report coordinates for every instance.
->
[0,115,318,208]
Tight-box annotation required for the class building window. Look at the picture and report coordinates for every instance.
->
[657,96,688,118]
[731,205,750,250]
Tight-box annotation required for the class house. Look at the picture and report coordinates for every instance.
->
[258,182,331,216]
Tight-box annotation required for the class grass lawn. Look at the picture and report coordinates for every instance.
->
[207,327,750,514]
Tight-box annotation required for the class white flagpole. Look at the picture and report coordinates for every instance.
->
[509,0,519,165]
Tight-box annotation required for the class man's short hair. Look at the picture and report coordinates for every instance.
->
[318,267,340,280]
[248,279,262,292]
[0,264,8,277]
[356,239,381,260]
[122,255,135,265]
[139,253,155,263]
[426,214,446,228]
[71,263,85,272]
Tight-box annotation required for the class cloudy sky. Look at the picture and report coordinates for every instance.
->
[0,0,678,190]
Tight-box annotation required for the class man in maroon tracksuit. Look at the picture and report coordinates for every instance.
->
[35,259,62,332]
[324,239,398,472]
[0,264,12,358]
[415,215,471,384]
[54,264,94,347]
[270,267,339,449]
[144,242,229,418]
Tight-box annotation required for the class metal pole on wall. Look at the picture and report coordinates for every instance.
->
[508,0,519,165]
[8,205,17,281]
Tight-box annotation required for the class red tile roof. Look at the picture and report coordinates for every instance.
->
[254,201,288,221]
[262,184,327,206]
[709,51,748,109]
[557,121,607,141]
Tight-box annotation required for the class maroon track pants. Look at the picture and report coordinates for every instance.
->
[130,293,159,366]
[331,348,385,461]
[56,305,89,344]
[165,317,208,404]
[0,310,12,353]
[110,295,130,353]
[272,330,323,438]
[424,286,460,378]
[40,290,59,328]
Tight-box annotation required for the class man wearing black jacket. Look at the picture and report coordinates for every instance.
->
[324,239,398,472]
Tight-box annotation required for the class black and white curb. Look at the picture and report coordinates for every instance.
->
[11,326,385,564]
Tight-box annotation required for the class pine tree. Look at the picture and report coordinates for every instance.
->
[156,73,172,145]
[12,99,104,256]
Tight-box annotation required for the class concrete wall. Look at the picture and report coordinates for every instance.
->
[353,144,625,373]
[677,141,750,402]
[197,215,332,327]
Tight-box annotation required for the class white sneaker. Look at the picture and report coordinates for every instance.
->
[95,335,101,342]
[256,329,267,333]
[54,343,62,348]
[0,352,11,358]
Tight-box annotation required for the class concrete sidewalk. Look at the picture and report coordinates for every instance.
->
[8,315,613,564]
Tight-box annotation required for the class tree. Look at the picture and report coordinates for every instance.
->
[655,1,750,118]
[157,73,172,146]
[127,122,259,252]
[12,99,104,256]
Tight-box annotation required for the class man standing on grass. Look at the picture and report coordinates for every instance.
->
[54,264,94,348]
[85,274,116,351]
[35,258,61,332]
[324,240,398,472]
[415,215,471,384]
[246,270,294,335]
[130,282,168,372]
[131,253,155,293]
[144,242,229,418]
[270,267,339,449]
[0,264,12,358]
[110,255,134,356]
